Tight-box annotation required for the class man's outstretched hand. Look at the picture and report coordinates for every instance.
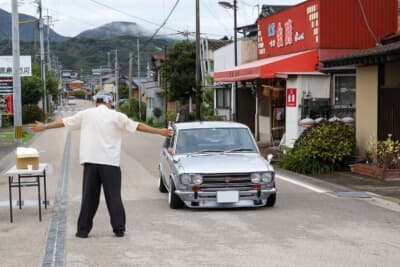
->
[159,128,174,137]
[30,121,46,132]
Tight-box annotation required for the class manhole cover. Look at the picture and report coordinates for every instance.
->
[335,191,372,198]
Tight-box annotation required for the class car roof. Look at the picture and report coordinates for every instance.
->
[173,121,250,130]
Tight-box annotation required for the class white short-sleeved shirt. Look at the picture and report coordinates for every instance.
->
[62,105,139,166]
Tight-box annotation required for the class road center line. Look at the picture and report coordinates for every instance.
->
[275,174,329,193]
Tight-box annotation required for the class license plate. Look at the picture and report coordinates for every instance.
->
[217,191,239,203]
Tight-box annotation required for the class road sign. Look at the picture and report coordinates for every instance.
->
[0,56,32,77]
[0,78,13,94]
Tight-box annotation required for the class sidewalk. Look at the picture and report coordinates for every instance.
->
[259,146,400,203]
[313,171,400,202]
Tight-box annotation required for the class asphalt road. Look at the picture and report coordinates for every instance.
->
[1,99,400,267]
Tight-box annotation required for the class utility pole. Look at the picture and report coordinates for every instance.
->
[11,0,22,144]
[38,0,47,122]
[45,9,52,71]
[128,52,132,101]
[107,52,111,69]
[137,39,141,120]
[233,0,238,122]
[114,50,119,104]
[164,45,168,127]
[99,66,102,91]
[195,0,201,120]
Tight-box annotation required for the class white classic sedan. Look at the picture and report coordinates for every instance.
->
[158,121,277,209]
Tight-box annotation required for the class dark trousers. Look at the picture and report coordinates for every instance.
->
[77,163,126,234]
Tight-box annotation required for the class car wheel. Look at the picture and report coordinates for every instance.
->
[265,193,276,207]
[158,170,168,193]
[168,178,184,209]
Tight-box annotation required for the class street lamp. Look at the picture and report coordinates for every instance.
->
[218,1,238,121]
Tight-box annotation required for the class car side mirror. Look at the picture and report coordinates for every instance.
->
[267,154,273,163]
[172,156,180,163]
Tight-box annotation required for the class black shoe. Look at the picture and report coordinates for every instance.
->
[114,231,124,237]
[75,232,88,238]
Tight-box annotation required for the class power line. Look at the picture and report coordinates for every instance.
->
[87,0,225,38]
[87,0,180,34]
[144,0,180,45]
[202,0,231,37]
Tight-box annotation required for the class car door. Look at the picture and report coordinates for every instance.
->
[160,132,176,189]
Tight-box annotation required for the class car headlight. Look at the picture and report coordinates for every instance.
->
[191,174,203,185]
[180,174,191,184]
[251,173,261,183]
[261,172,273,183]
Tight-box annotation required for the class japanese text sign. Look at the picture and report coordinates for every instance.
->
[286,88,297,107]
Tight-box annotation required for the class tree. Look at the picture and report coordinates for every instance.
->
[46,70,59,102]
[21,64,42,105]
[21,63,59,105]
[119,83,129,99]
[161,41,196,104]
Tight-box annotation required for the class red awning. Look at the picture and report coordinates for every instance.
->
[214,49,319,82]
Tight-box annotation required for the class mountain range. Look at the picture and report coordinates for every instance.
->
[0,8,151,41]
[0,9,67,41]
[0,9,174,75]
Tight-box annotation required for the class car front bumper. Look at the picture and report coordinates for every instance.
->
[175,188,277,208]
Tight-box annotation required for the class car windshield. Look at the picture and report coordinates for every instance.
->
[174,128,258,154]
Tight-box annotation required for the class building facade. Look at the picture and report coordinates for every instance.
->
[214,0,398,146]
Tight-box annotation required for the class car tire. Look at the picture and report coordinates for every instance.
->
[265,193,276,207]
[168,178,184,209]
[158,171,168,193]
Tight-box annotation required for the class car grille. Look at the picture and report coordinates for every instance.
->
[200,173,253,191]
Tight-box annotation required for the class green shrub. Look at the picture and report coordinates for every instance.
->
[279,121,355,174]
[369,134,400,169]
[153,107,162,119]
[118,102,130,116]
[119,98,146,121]
[166,110,177,122]
[1,115,13,127]
[279,149,332,174]
[146,117,154,126]
[22,104,43,124]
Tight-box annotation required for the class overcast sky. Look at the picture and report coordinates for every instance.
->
[2,0,303,38]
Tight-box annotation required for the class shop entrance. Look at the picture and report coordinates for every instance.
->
[237,88,255,134]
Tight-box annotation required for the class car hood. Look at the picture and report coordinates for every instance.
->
[175,153,273,174]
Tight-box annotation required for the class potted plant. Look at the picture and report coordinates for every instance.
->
[350,134,400,180]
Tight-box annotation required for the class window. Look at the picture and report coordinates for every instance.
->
[147,97,153,109]
[216,87,231,109]
[175,128,257,154]
[334,75,356,107]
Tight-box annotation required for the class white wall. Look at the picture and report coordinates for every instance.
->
[214,42,239,72]
[259,115,271,143]
[285,74,330,147]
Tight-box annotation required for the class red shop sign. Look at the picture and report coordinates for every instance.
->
[286,88,297,107]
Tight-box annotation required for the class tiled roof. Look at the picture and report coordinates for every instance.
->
[207,39,232,51]
[322,40,400,67]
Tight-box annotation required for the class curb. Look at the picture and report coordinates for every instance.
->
[275,167,400,207]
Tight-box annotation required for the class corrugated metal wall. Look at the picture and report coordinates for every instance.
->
[319,0,398,48]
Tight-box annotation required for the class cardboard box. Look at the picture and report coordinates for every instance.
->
[16,154,39,170]
[16,147,40,170]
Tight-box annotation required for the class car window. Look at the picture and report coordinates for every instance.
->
[174,128,257,154]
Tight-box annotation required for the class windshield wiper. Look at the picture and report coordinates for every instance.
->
[194,149,224,154]
[224,148,255,153]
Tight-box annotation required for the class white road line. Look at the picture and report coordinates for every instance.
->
[275,174,330,193]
